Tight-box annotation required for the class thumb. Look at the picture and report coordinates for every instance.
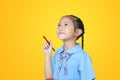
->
[49,40,52,47]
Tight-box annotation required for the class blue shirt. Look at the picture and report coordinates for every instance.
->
[52,43,96,80]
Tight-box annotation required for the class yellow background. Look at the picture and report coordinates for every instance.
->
[0,0,120,80]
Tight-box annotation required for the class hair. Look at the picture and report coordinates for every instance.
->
[61,15,85,49]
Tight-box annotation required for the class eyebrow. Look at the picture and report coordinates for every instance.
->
[58,21,71,25]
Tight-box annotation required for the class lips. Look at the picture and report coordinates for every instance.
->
[58,32,65,34]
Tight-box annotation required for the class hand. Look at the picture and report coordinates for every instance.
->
[42,41,52,56]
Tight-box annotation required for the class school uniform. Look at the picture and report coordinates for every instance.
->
[52,43,96,80]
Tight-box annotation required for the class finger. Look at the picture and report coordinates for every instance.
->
[44,44,49,49]
[42,45,46,50]
[43,43,48,49]
[45,42,50,47]
[49,41,52,47]
[42,45,46,51]
[42,43,46,49]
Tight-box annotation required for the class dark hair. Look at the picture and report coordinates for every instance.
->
[61,15,85,49]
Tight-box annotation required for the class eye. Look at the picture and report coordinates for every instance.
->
[58,24,61,27]
[64,23,68,26]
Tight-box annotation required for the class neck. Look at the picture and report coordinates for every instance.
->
[63,39,76,50]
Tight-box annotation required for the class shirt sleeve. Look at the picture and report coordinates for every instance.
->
[79,54,96,80]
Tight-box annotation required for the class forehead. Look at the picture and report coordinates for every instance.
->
[59,16,73,23]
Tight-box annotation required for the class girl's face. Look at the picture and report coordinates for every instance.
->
[56,17,79,41]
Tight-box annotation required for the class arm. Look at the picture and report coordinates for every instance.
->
[44,54,53,78]
[42,41,53,79]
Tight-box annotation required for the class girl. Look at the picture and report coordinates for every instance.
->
[42,15,96,80]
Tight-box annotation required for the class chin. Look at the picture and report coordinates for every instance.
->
[58,37,65,40]
[57,35,66,40]
[58,36,71,41]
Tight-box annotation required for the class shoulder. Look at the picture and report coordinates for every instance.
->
[74,49,92,63]
[72,43,91,60]
[81,50,91,58]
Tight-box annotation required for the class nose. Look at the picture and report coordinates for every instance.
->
[58,26,64,31]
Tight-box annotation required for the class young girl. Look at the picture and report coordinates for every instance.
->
[42,15,96,80]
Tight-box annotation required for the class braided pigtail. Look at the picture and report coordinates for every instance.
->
[82,35,84,49]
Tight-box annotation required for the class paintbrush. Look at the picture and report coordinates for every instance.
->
[43,36,55,51]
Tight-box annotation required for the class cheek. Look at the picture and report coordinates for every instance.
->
[67,28,75,34]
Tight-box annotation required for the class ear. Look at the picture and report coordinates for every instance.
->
[75,29,82,37]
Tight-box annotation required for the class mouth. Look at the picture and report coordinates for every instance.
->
[58,32,65,34]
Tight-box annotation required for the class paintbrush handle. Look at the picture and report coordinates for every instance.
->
[43,36,55,51]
